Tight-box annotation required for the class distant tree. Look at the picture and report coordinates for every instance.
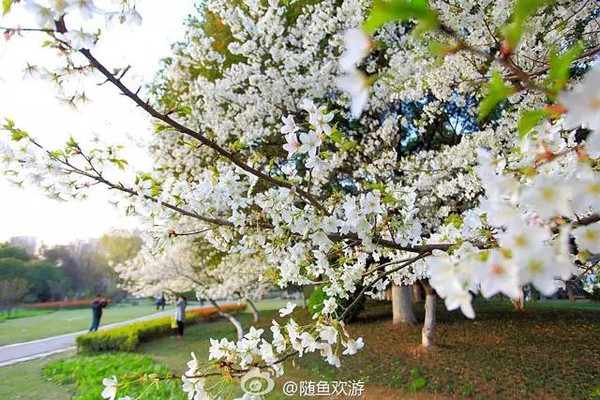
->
[25,260,70,302]
[98,232,142,300]
[0,278,28,315]
[98,232,143,267]
[42,244,97,296]
[0,257,28,281]
[0,246,71,302]
[40,234,141,298]
[0,244,31,262]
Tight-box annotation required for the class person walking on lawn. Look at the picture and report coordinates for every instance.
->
[175,295,187,338]
[89,294,107,332]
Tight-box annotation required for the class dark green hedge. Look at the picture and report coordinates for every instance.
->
[76,303,246,353]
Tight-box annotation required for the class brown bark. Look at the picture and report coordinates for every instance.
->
[412,282,423,302]
[566,281,576,302]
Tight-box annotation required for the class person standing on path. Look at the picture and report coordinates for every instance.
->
[175,295,187,338]
[156,293,166,310]
[89,294,107,332]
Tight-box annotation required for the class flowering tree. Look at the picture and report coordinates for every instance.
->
[2,0,600,398]
[116,237,272,336]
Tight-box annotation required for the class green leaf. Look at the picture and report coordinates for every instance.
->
[2,0,13,16]
[517,109,550,137]
[503,0,555,49]
[341,139,357,151]
[10,130,28,141]
[364,0,438,34]
[109,158,128,170]
[382,195,398,204]
[153,123,173,133]
[544,43,583,93]
[330,131,342,144]
[178,106,192,116]
[3,119,29,142]
[150,184,162,198]
[444,213,463,229]
[330,127,343,144]
[66,137,78,148]
[478,71,515,121]
[229,140,246,151]
[2,118,15,129]
[366,182,387,192]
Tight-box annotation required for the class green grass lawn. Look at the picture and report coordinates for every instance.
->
[0,300,289,400]
[0,303,163,346]
[0,351,74,400]
[248,298,300,311]
[301,300,600,399]
[475,298,600,311]
[0,309,54,323]
[2,298,599,399]
[525,299,600,310]
[132,299,600,399]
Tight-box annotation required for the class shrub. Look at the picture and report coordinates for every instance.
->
[44,353,185,400]
[76,327,138,352]
[76,302,246,353]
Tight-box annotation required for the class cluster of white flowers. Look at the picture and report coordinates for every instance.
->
[100,376,131,400]
[205,312,364,376]
[422,68,600,318]
[23,0,141,48]
[182,353,209,400]
[281,100,336,179]
[0,125,133,202]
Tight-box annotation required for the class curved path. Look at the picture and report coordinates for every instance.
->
[0,305,206,367]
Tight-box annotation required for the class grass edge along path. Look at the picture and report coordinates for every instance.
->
[0,303,163,346]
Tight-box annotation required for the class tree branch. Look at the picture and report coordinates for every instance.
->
[75,48,328,214]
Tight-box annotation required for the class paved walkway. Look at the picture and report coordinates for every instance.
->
[0,305,205,367]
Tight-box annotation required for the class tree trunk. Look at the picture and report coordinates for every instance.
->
[566,280,576,302]
[510,287,526,311]
[412,283,422,302]
[300,289,308,310]
[209,299,244,340]
[421,280,436,349]
[245,297,260,323]
[392,284,416,325]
